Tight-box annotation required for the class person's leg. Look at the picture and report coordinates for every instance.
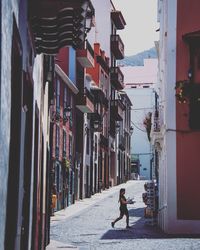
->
[113,215,123,224]
[125,211,130,228]
[111,213,124,227]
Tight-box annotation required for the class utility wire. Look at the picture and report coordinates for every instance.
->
[131,121,146,133]
[131,107,153,110]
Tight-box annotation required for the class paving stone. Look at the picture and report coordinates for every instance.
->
[47,181,200,250]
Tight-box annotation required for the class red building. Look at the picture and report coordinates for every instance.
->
[154,0,200,234]
[50,47,78,210]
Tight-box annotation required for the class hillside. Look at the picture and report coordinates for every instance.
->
[118,47,157,66]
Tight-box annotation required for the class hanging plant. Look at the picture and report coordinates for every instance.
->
[143,112,152,141]
[175,80,200,104]
[63,158,70,170]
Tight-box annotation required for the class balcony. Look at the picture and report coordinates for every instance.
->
[110,99,124,121]
[29,1,94,54]
[91,86,109,108]
[153,111,161,132]
[76,87,94,113]
[111,34,124,59]
[111,11,126,30]
[110,66,124,90]
[151,107,164,146]
[77,41,94,68]
[96,55,110,74]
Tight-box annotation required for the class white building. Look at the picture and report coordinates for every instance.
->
[122,59,158,179]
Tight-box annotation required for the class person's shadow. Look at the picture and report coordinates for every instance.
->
[101,207,200,240]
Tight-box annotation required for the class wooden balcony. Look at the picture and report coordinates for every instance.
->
[77,41,94,68]
[110,99,124,121]
[110,66,124,90]
[111,11,126,30]
[91,86,109,108]
[29,0,94,54]
[96,55,110,74]
[76,88,94,113]
[111,34,124,59]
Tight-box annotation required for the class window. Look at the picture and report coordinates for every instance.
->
[63,86,67,109]
[94,135,97,161]
[56,78,60,112]
[69,47,76,84]
[69,135,73,160]
[86,128,89,155]
[100,69,104,88]
[63,130,66,157]
[56,125,60,157]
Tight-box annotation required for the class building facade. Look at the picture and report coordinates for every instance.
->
[154,0,200,234]
[123,59,158,180]
[0,0,94,249]
[0,0,133,248]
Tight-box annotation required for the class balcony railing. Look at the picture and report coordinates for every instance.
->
[110,99,125,121]
[111,11,126,30]
[96,55,110,74]
[76,87,94,113]
[153,107,163,132]
[29,1,95,54]
[110,66,124,90]
[111,34,124,59]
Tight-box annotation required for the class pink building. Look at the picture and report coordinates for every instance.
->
[122,58,158,86]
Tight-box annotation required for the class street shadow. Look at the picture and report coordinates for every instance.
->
[101,207,200,240]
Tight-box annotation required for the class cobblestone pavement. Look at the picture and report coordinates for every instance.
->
[47,181,200,250]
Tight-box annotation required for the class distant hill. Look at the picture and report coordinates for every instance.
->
[118,47,157,66]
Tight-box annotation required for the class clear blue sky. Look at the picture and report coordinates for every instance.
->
[112,0,159,56]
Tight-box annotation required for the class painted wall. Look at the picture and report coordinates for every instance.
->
[157,0,178,234]
[176,0,200,220]
[0,1,22,248]
[122,59,158,180]
[158,0,200,233]
[88,0,112,58]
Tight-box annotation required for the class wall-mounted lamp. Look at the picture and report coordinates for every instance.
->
[130,126,134,135]
[63,106,72,122]
[93,120,99,130]
[188,68,192,80]
[85,5,94,34]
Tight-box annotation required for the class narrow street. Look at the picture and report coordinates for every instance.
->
[48,181,200,250]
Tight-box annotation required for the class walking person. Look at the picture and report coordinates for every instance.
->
[111,188,131,229]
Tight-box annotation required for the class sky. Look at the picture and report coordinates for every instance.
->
[112,0,159,56]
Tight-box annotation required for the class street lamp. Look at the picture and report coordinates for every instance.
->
[85,3,95,34]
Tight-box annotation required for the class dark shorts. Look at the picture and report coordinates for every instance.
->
[120,207,129,216]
